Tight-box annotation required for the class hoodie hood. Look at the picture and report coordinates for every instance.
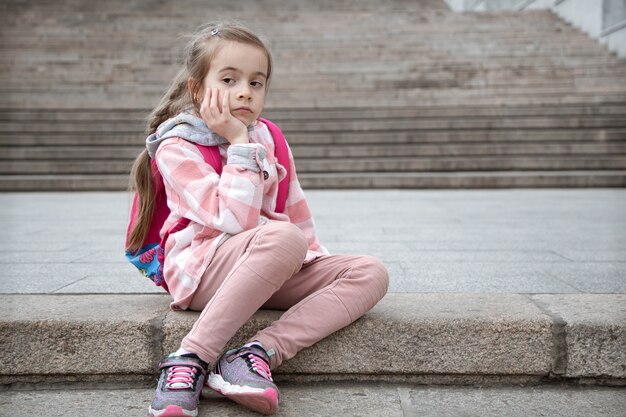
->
[145,110,254,158]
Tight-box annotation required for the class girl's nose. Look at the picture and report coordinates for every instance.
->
[237,85,251,100]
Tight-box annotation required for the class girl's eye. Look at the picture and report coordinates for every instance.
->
[222,78,235,85]
[251,81,263,88]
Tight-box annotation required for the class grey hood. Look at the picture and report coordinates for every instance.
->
[145,111,253,158]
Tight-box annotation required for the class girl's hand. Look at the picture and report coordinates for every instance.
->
[199,87,249,145]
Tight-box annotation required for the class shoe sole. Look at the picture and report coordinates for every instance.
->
[207,373,279,416]
[148,404,198,417]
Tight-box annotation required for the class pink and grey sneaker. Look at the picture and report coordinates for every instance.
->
[207,342,279,416]
[147,353,208,417]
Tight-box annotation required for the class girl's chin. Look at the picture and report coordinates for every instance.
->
[234,115,255,127]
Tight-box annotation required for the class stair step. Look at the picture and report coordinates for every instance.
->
[3,128,624,147]
[4,385,625,416]
[4,91,626,110]
[1,293,624,384]
[298,171,626,188]
[2,142,624,160]
[2,156,625,175]
[0,174,130,191]
[2,171,625,191]
[1,0,624,190]
[2,104,626,121]
[2,116,625,134]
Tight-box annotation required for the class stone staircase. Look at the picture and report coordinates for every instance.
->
[1,0,626,190]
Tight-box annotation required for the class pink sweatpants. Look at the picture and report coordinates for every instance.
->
[180,222,389,369]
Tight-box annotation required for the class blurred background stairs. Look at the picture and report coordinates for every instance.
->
[1,0,625,190]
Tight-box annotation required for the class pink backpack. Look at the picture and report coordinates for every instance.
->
[125,118,290,293]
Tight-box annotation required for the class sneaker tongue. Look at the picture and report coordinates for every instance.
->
[176,353,209,369]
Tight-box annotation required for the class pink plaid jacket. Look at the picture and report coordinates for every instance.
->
[155,121,328,310]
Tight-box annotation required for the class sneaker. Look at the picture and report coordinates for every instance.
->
[207,342,279,415]
[147,353,208,417]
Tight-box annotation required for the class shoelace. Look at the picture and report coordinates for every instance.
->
[247,351,273,382]
[165,365,198,390]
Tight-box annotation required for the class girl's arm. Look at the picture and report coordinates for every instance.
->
[155,137,266,235]
[281,144,329,255]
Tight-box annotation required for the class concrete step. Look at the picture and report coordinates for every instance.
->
[2,142,624,160]
[1,293,624,387]
[2,37,608,51]
[2,47,613,63]
[3,115,625,135]
[2,0,624,191]
[1,171,625,191]
[2,0,449,13]
[0,174,131,191]
[7,73,626,91]
[3,385,626,417]
[4,104,626,122]
[296,171,626,188]
[3,91,625,110]
[4,90,625,110]
[295,156,626,173]
[5,128,624,147]
[2,156,625,175]
[11,40,601,54]
[2,109,625,131]
[5,49,607,73]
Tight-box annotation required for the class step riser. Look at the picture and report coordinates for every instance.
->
[1,173,625,191]
[2,131,626,147]
[2,143,625,160]
[297,173,626,189]
[3,105,626,120]
[4,94,626,109]
[1,294,624,385]
[2,158,625,175]
[2,127,626,145]
[2,117,626,134]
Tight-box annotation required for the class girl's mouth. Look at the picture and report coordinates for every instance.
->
[233,107,252,113]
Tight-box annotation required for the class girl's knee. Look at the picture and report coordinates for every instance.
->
[357,255,389,300]
[259,222,308,258]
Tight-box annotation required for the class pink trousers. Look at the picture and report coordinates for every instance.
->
[180,222,389,369]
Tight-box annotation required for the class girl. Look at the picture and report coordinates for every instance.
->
[127,22,389,417]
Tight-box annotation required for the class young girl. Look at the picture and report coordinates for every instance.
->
[127,22,389,417]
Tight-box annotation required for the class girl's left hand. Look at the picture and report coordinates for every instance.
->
[199,87,249,145]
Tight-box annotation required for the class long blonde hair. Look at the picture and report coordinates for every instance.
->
[126,21,273,252]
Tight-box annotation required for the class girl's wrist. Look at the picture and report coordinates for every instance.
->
[229,133,249,145]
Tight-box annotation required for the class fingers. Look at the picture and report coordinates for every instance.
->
[202,85,211,110]
[221,90,231,116]
[197,87,245,144]
[209,87,220,114]
[199,86,212,118]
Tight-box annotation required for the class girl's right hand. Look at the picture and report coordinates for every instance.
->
[199,87,249,145]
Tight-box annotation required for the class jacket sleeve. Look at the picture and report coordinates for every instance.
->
[280,144,329,255]
[155,137,266,235]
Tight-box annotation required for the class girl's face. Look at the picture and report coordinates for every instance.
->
[203,41,269,127]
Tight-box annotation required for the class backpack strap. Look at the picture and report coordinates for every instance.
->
[195,145,223,176]
[153,145,221,284]
[259,118,290,213]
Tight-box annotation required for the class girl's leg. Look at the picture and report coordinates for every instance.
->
[203,252,388,416]
[180,221,309,365]
[249,255,389,369]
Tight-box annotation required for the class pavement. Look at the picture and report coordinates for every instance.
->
[2,189,625,295]
[1,190,625,416]
[2,383,625,417]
